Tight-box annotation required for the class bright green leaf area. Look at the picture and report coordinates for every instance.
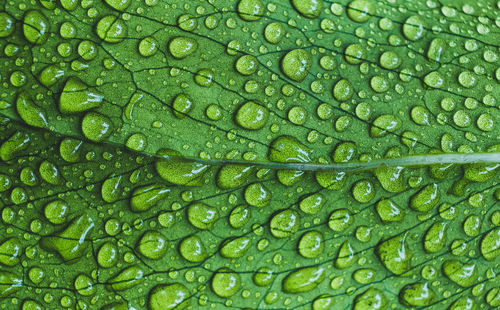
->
[0,0,499,309]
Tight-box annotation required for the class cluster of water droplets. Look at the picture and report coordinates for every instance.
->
[0,0,499,309]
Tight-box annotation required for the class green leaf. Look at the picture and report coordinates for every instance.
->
[0,0,499,309]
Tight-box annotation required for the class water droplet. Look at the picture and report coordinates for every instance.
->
[138,36,158,57]
[40,214,94,263]
[235,55,259,75]
[194,68,214,87]
[60,0,78,10]
[370,75,389,93]
[379,51,401,69]
[81,112,113,142]
[0,270,22,297]
[179,234,207,262]
[38,65,65,87]
[237,0,264,21]
[0,174,12,192]
[77,40,98,61]
[229,205,250,228]
[463,215,481,237]
[16,92,48,129]
[39,160,61,185]
[347,0,374,23]
[458,71,476,88]
[399,282,435,307]
[448,297,476,310]
[333,79,354,101]
[96,15,127,43]
[10,187,27,205]
[486,287,500,307]
[168,37,198,59]
[477,113,494,132]
[443,259,477,287]
[264,22,285,44]
[104,0,131,11]
[480,228,500,261]
[235,101,268,129]
[9,71,26,87]
[137,231,168,260]
[22,299,44,309]
[320,18,335,33]
[126,133,147,151]
[0,12,15,38]
[211,268,241,297]
[319,56,336,71]
[270,209,300,238]
[410,183,440,212]
[281,49,312,82]
[282,266,325,293]
[187,202,219,229]
[328,208,353,232]
[0,131,31,161]
[217,164,254,189]
[177,14,197,31]
[291,0,323,18]
[205,104,222,121]
[155,149,209,186]
[288,106,307,125]
[253,267,275,286]
[74,274,96,296]
[423,71,444,88]
[352,179,375,203]
[376,233,412,275]
[316,103,333,120]
[424,221,446,253]
[0,238,21,267]
[312,295,334,310]
[171,93,193,118]
[205,15,219,29]
[23,10,49,44]
[402,15,426,41]
[453,110,471,127]
[59,77,104,114]
[299,193,325,214]
[59,138,82,163]
[130,184,170,212]
[427,38,446,62]
[370,114,401,137]
[335,240,356,268]
[298,230,324,258]
[59,21,77,39]
[410,105,431,125]
[148,283,190,310]
[107,265,145,291]
[353,268,376,284]
[353,288,387,310]
[344,44,365,64]
[44,200,69,225]
[220,236,252,258]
